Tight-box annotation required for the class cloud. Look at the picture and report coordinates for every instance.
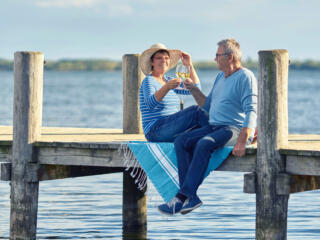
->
[35,0,134,16]
[36,0,100,8]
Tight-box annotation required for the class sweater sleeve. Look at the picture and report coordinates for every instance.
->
[241,73,257,129]
[141,77,162,109]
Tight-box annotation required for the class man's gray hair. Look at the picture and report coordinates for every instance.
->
[218,38,242,62]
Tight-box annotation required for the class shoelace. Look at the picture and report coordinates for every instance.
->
[167,197,181,214]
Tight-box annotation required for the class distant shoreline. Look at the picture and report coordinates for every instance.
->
[1,58,320,71]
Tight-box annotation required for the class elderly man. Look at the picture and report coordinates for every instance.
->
[158,38,257,215]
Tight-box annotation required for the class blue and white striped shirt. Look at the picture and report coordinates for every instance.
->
[139,74,200,135]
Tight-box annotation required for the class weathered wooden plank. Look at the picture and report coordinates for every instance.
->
[0,162,11,181]
[0,153,10,162]
[244,172,256,194]
[256,49,289,240]
[281,148,320,157]
[276,173,291,195]
[286,155,320,176]
[37,147,125,167]
[0,142,12,162]
[216,152,256,172]
[36,144,259,172]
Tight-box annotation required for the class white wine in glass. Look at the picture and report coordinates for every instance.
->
[175,62,190,109]
[175,63,190,86]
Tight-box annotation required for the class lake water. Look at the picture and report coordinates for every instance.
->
[0,69,320,239]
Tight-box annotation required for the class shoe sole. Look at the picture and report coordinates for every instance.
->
[158,207,180,215]
[180,202,203,215]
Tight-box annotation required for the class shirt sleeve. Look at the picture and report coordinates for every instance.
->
[141,77,162,109]
[241,73,258,129]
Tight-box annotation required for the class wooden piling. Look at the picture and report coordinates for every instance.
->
[122,54,144,134]
[10,52,44,239]
[122,54,147,238]
[256,50,289,239]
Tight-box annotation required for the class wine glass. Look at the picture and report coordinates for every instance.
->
[175,62,190,89]
[175,62,190,109]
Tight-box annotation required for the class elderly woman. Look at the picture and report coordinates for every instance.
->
[139,43,208,142]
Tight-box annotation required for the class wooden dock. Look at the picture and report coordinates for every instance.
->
[1,50,320,240]
[1,127,320,176]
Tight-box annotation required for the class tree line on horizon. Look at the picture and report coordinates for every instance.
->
[1,58,320,71]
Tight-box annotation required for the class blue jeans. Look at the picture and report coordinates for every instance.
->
[145,105,209,142]
[174,125,234,198]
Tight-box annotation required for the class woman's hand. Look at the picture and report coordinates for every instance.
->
[166,78,181,89]
[181,51,192,67]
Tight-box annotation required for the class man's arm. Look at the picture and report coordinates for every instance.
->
[232,127,252,157]
[183,79,207,107]
[233,71,258,157]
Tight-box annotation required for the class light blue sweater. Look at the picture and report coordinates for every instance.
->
[203,68,257,130]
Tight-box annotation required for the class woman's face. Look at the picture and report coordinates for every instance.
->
[151,51,170,73]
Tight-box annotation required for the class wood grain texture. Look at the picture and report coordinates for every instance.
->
[122,54,144,134]
[256,50,289,240]
[10,52,43,239]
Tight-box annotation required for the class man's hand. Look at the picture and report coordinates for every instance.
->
[232,127,252,157]
[232,140,246,157]
[183,78,195,90]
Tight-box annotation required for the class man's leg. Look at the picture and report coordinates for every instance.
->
[174,125,213,186]
[158,125,213,215]
[179,125,233,198]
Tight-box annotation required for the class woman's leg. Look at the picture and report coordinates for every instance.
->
[147,105,209,142]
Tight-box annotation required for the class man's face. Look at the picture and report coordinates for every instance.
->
[215,45,230,71]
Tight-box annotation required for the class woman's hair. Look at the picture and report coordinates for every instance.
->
[218,38,242,62]
[150,49,170,61]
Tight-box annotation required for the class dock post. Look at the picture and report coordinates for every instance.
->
[122,54,147,238]
[256,50,289,239]
[10,52,44,239]
[122,54,143,134]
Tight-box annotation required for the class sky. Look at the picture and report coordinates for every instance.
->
[1,0,319,61]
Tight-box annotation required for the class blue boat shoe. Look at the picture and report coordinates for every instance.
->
[158,197,184,215]
[180,195,203,215]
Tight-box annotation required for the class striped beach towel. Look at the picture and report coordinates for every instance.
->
[123,141,233,202]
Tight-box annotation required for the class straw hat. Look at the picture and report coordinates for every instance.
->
[139,43,181,75]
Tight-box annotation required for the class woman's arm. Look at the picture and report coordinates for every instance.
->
[181,51,200,85]
[154,78,181,102]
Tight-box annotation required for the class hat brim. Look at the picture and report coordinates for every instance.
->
[139,48,181,75]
